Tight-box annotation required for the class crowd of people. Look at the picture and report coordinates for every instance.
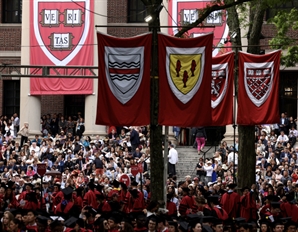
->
[0,112,296,231]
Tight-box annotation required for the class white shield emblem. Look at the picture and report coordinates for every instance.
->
[211,63,229,109]
[33,0,90,66]
[105,46,144,104]
[166,46,206,104]
[244,62,274,107]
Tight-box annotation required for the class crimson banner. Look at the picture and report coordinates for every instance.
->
[96,33,152,126]
[168,0,231,57]
[212,52,234,126]
[237,50,281,125]
[30,0,93,95]
[158,33,213,127]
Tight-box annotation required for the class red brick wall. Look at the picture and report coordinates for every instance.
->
[107,0,147,37]
[40,96,64,116]
[108,0,127,24]
[0,26,21,51]
[261,23,298,49]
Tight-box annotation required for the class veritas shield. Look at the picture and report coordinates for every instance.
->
[34,0,90,65]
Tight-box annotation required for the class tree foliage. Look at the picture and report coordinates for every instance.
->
[270,8,298,67]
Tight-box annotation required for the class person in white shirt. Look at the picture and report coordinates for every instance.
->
[277,131,289,146]
[228,150,238,166]
[168,144,178,176]
[267,152,280,166]
[203,160,213,183]
[29,142,40,158]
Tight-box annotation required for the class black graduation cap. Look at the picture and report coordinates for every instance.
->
[88,207,98,217]
[188,217,201,229]
[0,183,6,189]
[168,221,178,228]
[233,217,246,224]
[266,195,280,202]
[187,214,200,221]
[207,195,220,205]
[53,183,61,189]
[88,181,95,189]
[34,186,41,191]
[6,180,15,189]
[285,219,297,229]
[280,217,292,224]
[25,183,34,189]
[259,220,269,227]
[218,189,226,195]
[167,192,174,200]
[112,179,120,188]
[33,174,40,179]
[286,193,295,202]
[64,217,78,228]
[26,192,37,202]
[201,216,214,224]
[202,225,213,232]
[95,184,104,192]
[148,215,158,224]
[75,187,84,195]
[50,219,63,229]
[36,215,50,226]
[129,189,139,198]
[120,182,127,190]
[227,183,237,189]
[76,218,85,228]
[224,218,234,227]
[26,208,38,215]
[239,223,253,230]
[9,208,18,216]
[62,187,74,197]
[271,202,281,209]
[241,186,250,192]
[178,221,189,232]
[213,219,223,226]
[131,181,138,187]
[181,187,190,193]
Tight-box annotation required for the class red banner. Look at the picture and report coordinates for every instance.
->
[168,0,231,56]
[158,33,213,127]
[237,50,281,125]
[96,33,152,126]
[30,0,93,95]
[212,52,234,126]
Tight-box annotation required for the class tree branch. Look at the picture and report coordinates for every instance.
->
[174,0,252,37]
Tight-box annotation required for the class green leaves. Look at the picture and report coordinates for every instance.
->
[269,8,298,66]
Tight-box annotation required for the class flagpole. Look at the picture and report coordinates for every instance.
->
[148,1,164,202]
[233,45,238,184]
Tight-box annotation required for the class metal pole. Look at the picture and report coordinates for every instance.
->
[40,176,43,209]
[233,47,238,184]
[163,126,169,205]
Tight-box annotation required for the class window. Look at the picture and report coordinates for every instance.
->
[2,0,22,23]
[64,95,85,118]
[266,1,298,20]
[127,0,147,23]
[3,80,20,117]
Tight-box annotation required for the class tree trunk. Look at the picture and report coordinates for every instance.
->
[224,0,266,189]
[237,125,256,188]
[146,0,164,202]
